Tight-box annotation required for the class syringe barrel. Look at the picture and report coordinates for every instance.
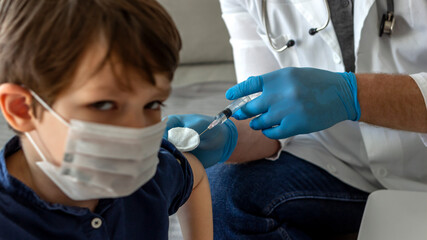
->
[208,112,227,130]
[208,96,252,130]
[227,96,252,114]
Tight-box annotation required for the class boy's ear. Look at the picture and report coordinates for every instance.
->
[0,83,35,132]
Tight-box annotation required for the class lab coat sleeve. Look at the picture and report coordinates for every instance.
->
[220,0,290,159]
[220,0,281,83]
[410,72,427,147]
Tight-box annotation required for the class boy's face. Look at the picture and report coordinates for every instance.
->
[31,41,171,166]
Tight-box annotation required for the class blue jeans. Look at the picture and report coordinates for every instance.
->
[206,152,369,240]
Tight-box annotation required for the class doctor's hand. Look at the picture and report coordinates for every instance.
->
[226,67,360,139]
[164,114,238,168]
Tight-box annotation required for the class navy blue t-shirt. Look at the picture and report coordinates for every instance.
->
[0,136,193,239]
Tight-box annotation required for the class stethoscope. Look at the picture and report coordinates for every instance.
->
[262,0,395,53]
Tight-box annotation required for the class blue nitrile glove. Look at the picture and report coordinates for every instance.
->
[164,114,238,168]
[226,67,360,139]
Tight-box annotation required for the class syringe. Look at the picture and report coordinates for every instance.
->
[199,96,252,136]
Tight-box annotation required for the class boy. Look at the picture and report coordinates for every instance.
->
[0,0,212,239]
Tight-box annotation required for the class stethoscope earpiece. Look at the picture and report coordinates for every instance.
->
[262,0,330,53]
[286,39,295,48]
[309,28,318,36]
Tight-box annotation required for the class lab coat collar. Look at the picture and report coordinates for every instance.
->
[354,0,376,62]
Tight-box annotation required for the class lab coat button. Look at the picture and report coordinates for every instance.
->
[91,217,102,229]
[377,168,388,178]
[326,164,337,173]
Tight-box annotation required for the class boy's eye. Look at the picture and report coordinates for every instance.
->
[145,101,165,110]
[89,101,117,111]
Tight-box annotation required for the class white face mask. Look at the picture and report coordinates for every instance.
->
[25,90,166,201]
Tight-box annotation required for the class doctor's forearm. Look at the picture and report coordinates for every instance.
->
[357,73,427,132]
[227,118,281,163]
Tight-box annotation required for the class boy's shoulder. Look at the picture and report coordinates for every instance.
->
[158,138,188,166]
[152,138,194,190]
[134,138,194,214]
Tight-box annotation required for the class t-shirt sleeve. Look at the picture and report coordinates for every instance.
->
[156,139,194,215]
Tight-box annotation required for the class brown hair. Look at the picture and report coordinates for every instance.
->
[0,0,181,105]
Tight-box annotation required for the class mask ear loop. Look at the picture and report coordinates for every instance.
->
[24,90,69,164]
[28,90,70,127]
[24,132,50,163]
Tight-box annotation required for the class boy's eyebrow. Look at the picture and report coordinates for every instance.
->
[82,85,121,94]
[153,85,171,99]
[82,81,171,98]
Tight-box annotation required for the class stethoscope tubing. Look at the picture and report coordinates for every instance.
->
[262,0,394,53]
[262,0,331,53]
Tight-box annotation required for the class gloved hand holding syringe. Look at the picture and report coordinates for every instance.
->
[199,95,252,136]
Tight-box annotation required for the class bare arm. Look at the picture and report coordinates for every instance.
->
[224,73,427,164]
[357,74,427,133]
[227,118,281,163]
[177,153,213,240]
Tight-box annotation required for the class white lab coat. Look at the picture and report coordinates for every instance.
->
[220,0,427,193]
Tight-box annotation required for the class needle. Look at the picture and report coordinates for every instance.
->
[199,128,209,136]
